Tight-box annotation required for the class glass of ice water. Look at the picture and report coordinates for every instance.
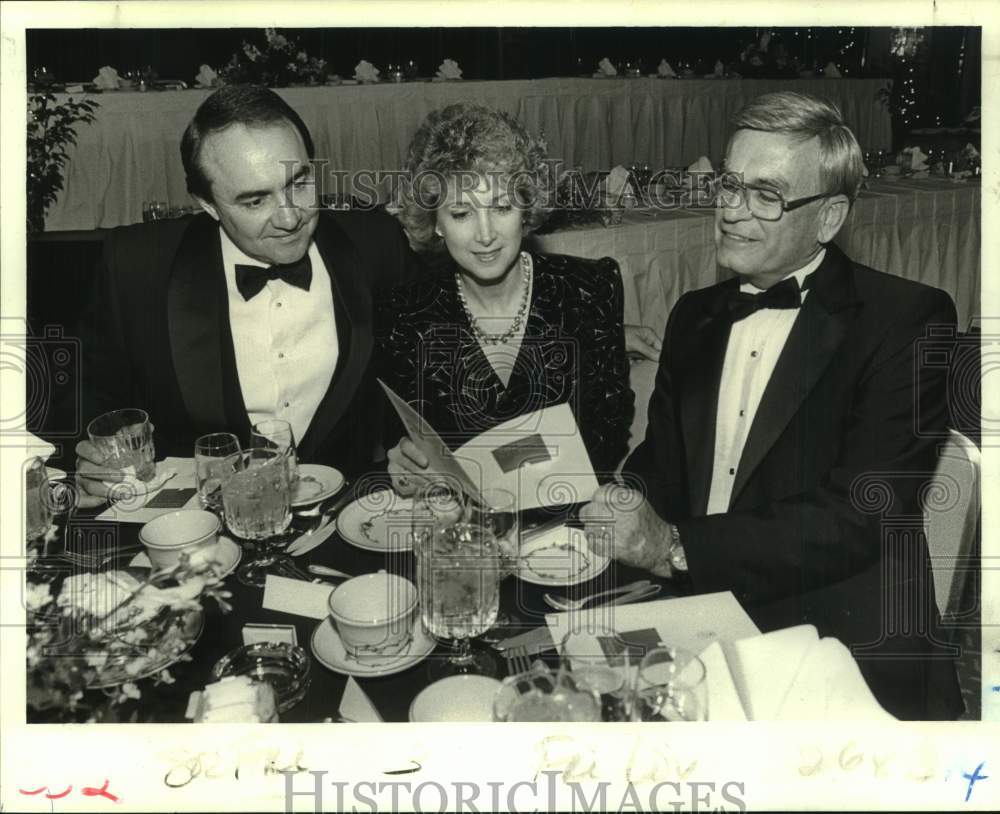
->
[222,447,292,541]
[194,432,242,515]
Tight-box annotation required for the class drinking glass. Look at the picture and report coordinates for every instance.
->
[631,646,708,721]
[222,447,292,541]
[25,457,53,542]
[250,419,297,483]
[561,629,632,721]
[194,432,243,515]
[414,481,501,679]
[493,660,602,722]
[471,488,520,631]
[87,408,155,481]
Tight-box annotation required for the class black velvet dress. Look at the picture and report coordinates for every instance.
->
[374,251,634,478]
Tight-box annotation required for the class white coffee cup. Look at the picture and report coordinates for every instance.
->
[139,509,220,570]
[328,573,417,658]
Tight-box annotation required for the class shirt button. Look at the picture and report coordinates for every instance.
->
[284,401,290,408]
[729,467,736,475]
[739,409,745,417]
[278,352,285,359]
[750,351,759,358]
[275,302,283,309]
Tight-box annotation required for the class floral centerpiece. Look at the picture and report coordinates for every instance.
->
[27,543,231,723]
[219,28,329,87]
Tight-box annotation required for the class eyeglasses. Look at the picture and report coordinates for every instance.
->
[712,173,833,222]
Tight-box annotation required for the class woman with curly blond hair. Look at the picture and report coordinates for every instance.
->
[377,103,634,495]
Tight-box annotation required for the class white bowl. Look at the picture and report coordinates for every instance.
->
[409,675,503,722]
[139,509,220,570]
[328,573,417,658]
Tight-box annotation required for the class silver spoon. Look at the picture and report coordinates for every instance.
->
[543,579,653,612]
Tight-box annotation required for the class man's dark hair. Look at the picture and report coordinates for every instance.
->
[180,84,315,202]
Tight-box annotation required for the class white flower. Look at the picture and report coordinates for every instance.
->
[25,581,53,611]
[121,682,141,700]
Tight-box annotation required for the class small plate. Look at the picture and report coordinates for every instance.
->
[291,464,345,507]
[310,618,436,678]
[337,489,417,552]
[409,675,502,722]
[516,525,609,587]
[128,537,242,578]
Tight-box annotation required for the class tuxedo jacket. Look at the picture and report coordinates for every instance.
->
[625,243,963,720]
[374,252,634,479]
[81,210,416,477]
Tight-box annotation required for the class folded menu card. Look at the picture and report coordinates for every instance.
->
[262,575,333,619]
[379,380,599,510]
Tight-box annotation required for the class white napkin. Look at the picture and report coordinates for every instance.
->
[435,59,463,80]
[25,432,56,462]
[657,59,677,78]
[339,677,383,722]
[95,456,196,523]
[823,61,842,78]
[93,65,122,90]
[605,165,631,201]
[353,60,380,83]
[686,155,714,174]
[597,57,617,77]
[713,59,725,77]
[904,146,930,171]
[194,64,218,88]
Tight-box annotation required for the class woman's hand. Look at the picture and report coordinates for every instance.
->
[386,437,431,497]
[74,439,124,508]
[625,324,663,362]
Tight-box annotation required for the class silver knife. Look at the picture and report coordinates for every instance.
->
[287,518,339,557]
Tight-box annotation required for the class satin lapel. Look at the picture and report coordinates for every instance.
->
[680,284,737,516]
[730,248,860,506]
[166,216,229,433]
[298,215,371,459]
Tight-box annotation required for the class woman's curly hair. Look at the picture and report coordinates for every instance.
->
[393,103,552,254]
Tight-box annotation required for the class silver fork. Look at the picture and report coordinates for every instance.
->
[503,645,531,676]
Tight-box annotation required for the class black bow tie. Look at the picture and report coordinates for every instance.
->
[235,255,312,301]
[725,275,808,322]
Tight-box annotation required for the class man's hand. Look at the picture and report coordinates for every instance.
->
[624,324,663,362]
[74,439,125,508]
[386,437,432,497]
[580,484,674,578]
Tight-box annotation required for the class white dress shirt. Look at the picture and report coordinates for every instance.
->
[705,249,826,515]
[220,228,339,446]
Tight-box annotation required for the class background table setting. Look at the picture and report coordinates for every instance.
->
[24,405,896,724]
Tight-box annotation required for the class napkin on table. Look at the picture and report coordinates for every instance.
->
[194,64,218,88]
[93,66,122,90]
[596,57,617,77]
[904,146,930,172]
[435,59,463,80]
[353,60,380,83]
[657,59,677,78]
[339,677,383,722]
[686,155,714,174]
[823,61,842,78]
[604,165,633,205]
[713,59,725,77]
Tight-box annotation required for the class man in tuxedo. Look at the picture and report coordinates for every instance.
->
[582,92,963,720]
[75,85,415,503]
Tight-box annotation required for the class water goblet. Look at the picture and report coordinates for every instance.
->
[414,480,501,680]
[250,418,297,482]
[560,628,633,721]
[194,432,242,516]
[471,488,520,631]
[493,660,602,722]
[631,646,708,721]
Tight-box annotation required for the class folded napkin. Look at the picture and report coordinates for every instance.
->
[96,456,195,523]
[657,59,677,78]
[435,59,463,80]
[686,155,714,174]
[823,61,842,78]
[339,677,383,722]
[713,59,725,77]
[721,624,895,721]
[962,142,980,160]
[353,60,380,83]
[93,65,122,90]
[597,57,617,77]
[25,432,56,462]
[604,165,633,205]
[903,146,930,172]
[194,64,218,88]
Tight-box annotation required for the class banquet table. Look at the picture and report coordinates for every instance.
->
[532,175,981,333]
[43,77,891,231]
[32,484,688,724]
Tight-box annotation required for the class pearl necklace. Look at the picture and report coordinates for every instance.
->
[455,252,532,346]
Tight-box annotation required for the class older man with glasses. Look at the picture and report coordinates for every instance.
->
[582,91,963,721]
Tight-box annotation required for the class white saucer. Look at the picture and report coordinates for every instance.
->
[311,618,436,678]
[409,675,502,722]
[291,464,345,507]
[337,489,417,552]
[516,525,609,586]
[128,536,242,578]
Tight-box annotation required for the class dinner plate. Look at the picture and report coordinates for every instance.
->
[337,489,418,552]
[310,618,436,678]
[291,464,345,507]
[409,675,502,722]
[516,525,609,587]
